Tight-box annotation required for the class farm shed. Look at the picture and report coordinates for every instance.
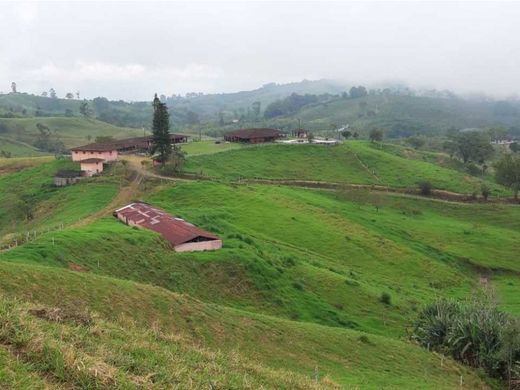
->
[70,134,187,159]
[54,170,84,186]
[224,128,284,143]
[114,202,222,252]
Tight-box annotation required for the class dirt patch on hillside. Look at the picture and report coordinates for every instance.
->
[28,306,93,326]
[68,263,88,272]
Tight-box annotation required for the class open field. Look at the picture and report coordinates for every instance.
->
[3,177,519,333]
[185,141,507,195]
[0,136,49,157]
[0,156,53,176]
[0,155,517,388]
[0,159,121,240]
[0,260,490,389]
[0,117,143,149]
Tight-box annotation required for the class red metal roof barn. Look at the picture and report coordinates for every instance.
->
[114,202,222,252]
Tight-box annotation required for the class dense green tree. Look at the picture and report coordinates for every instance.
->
[442,140,458,158]
[495,153,520,199]
[264,93,319,118]
[79,100,92,117]
[151,94,172,167]
[405,135,426,149]
[349,86,368,99]
[33,123,64,153]
[49,88,57,99]
[341,130,352,139]
[65,92,74,99]
[452,131,494,164]
[11,82,16,93]
[510,142,520,153]
[369,128,384,143]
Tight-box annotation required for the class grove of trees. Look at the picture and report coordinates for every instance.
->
[495,153,520,199]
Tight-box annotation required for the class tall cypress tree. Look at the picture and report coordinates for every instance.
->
[151,94,172,166]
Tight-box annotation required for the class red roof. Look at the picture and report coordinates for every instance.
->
[70,134,187,152]
[114,202,219,246]
[224,128,283,139]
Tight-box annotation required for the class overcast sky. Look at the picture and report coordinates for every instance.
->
[1,1,520,100]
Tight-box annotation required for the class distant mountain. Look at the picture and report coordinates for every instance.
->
[2,81,520,138]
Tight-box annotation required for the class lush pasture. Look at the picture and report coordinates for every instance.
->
[0,137,48,157]
[185,141,504,194]
[0,158,517,388]
[0,117,143,148]
[0,159,119,239]
[4,181,519,336]
[0,261,489,389]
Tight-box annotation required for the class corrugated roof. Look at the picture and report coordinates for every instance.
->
[70,134,187,152]
[224,128,283,139]
[114,202,219,246]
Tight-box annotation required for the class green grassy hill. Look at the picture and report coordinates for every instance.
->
[269,94,520,136]
[185,141,506,195]
[0,155,518,388]
[0,116,143,149]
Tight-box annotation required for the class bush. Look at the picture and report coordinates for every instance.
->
[380,292,392,305]
[417,181,433,196]
[412,297,520,382]
[481,183,491,201]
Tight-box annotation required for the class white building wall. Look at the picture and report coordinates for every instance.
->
[174,240,223,252]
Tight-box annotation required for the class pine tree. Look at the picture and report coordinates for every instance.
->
[151,94,172,166]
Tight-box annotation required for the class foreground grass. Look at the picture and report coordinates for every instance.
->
[184,141,505,195]
[0,262,490,389]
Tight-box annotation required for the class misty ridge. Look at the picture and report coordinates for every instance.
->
[3,78,520,140]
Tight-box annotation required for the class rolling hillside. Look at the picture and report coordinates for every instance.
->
[267,94,520,136]
[4,82,520,137]
[0,144,518,388]
[184,141,506,195]
[0,116,144,149]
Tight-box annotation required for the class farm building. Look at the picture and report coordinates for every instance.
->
[70,134,187,160]
[70,143,118,162]
[54,170,84,186]
[224,128,284,143]
[114,202,222,252]
[79,158,105,176]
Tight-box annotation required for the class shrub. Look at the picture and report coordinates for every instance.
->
[380,292,392,305]
[481,183,491,201]
[412,297,520,382]
[417,181,433,196]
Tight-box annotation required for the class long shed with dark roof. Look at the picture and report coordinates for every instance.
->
[224,128,284,143]
[114,202,222,252]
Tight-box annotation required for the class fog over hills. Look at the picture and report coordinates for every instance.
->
[2,2,520,100]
